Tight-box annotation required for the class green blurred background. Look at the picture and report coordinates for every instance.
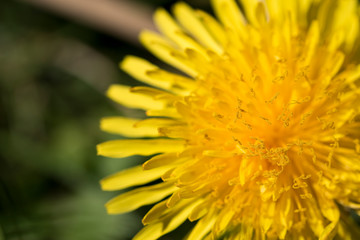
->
[0,0,208,239]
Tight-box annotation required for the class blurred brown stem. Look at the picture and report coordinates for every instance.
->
[18,0,157,43]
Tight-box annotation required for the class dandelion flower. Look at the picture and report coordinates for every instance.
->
[97,0,360,239]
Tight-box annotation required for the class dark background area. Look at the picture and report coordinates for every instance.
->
[0,0,207,239]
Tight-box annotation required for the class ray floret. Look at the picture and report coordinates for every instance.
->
[98,0,360,239]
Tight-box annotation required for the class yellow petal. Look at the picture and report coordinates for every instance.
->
[142,200,168,225]
[140,30,198,77]
[302,21,320,66]
[241,0,269,26]
[135,118,184,128]
[344,14,359,53]
[121,56,194,94]
[187,210,217,240]
[154,8,208,57]
[316,0,358,53]
[146,108,181,118]
[130,86,177,101]
[146,68,195,91]
[323,51,345,85]
[100,165,170,191]
[319,221,338,240]
[100,117,159,137]
[342,64,360,85]
[166,190,181,207]
[278,194,293,237]
[259,201,275,233]
[120,56,171,90]
[189,200,210,221]
[316,191,339,222]
[203,150,235,158]
[143,152,186,170]
[327,30,345,52]
[214,208,235,233]
[173,2,222,53]
[159,125,190,138]
[134,199,200,240]
[97,139,186,158]
[265,0,312,28]
[105,181,177,214]
[303,198,325,236]
[211,0,247,36]
[107,84,165,110]
[196,10,227,46]
[153,8,183,45]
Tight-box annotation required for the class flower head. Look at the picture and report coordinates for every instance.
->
[97,0,360,239]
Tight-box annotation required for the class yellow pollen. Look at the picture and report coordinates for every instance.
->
[98,0,360,239]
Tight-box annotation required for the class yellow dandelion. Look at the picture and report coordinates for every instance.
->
[97,0,360,239]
